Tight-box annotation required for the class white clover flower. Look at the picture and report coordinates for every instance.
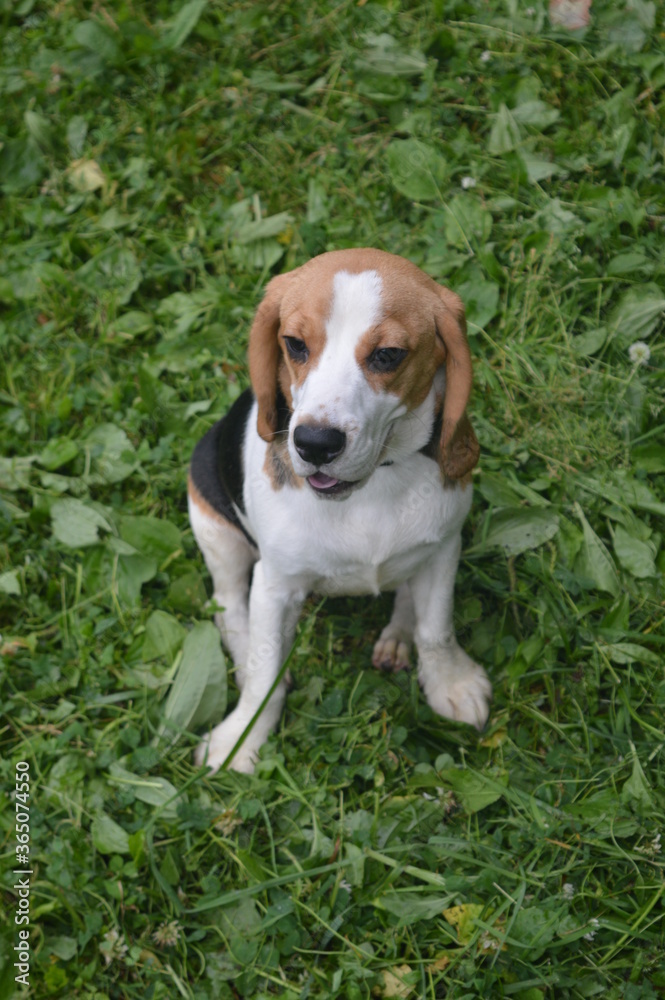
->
[526,6,536,13]
[153,920,181,948]
[628,341,651,366]
[100,928,128,966]
[461,176,477,190]
[583,918,600,941]
[637,832,661,856]
[562,882,576,899]
[480,50,491,63]
[479,932,501,951]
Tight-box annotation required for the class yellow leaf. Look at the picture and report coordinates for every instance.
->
[443,903,483,944]
[427,954,451,972]
[381,965,415,998]
[480,727,508,749]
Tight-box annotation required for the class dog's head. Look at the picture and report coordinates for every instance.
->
[248,248,479,499]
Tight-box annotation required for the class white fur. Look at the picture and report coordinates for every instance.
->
[191,269,490,774]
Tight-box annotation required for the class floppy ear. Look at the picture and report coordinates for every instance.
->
[433,285,480,481]
[247,272,293,442]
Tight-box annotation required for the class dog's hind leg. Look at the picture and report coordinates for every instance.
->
[372,582,415,672]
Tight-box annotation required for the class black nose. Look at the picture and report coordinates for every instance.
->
[293,424,346,466]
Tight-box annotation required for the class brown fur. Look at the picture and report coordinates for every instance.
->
[354,317,444,411]
[247,272,291,441]
[280,311,327,390]
[432,287,479,481]
[262,437,302,491]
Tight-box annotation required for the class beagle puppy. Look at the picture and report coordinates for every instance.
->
[188,248,491,773]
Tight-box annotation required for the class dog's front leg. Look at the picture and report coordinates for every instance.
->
[195,560,304,774]
[410,533,491,731]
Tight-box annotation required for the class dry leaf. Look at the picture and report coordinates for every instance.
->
[69,158,106,192]
[381,965,415,999]
[0,637,32,656]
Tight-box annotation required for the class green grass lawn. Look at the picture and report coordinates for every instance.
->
[1,1,664,997]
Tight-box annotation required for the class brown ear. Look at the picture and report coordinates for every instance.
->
[247,272,293,442]
[433,285,480,481]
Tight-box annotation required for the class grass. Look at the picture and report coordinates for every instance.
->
[1,1,664,997]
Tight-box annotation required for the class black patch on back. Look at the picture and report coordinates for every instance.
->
[217,388,256,515]
[190,388,255,543]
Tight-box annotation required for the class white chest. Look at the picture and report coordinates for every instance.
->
[243,444,472,596]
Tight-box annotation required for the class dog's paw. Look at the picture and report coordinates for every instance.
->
[372,627,412,672]
[194,718,258,775]
[418,646,491,731]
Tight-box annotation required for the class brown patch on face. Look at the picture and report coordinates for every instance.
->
[277,308,328,391]
[262,436,303,491]
[355,317,444,411]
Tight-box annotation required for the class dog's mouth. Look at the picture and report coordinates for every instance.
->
[306,472,356,497]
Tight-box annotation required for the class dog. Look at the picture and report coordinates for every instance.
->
[188,248,491,773]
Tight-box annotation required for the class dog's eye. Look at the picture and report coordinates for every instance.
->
[368,347,408,373]
[284,336,309,362]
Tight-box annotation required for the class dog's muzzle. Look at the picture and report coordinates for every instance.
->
[293,423,359,497]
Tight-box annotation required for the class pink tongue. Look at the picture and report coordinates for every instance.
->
[308,472,339,489]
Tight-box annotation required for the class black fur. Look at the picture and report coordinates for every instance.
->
[418,404,443,463]
[189,388,256,545]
